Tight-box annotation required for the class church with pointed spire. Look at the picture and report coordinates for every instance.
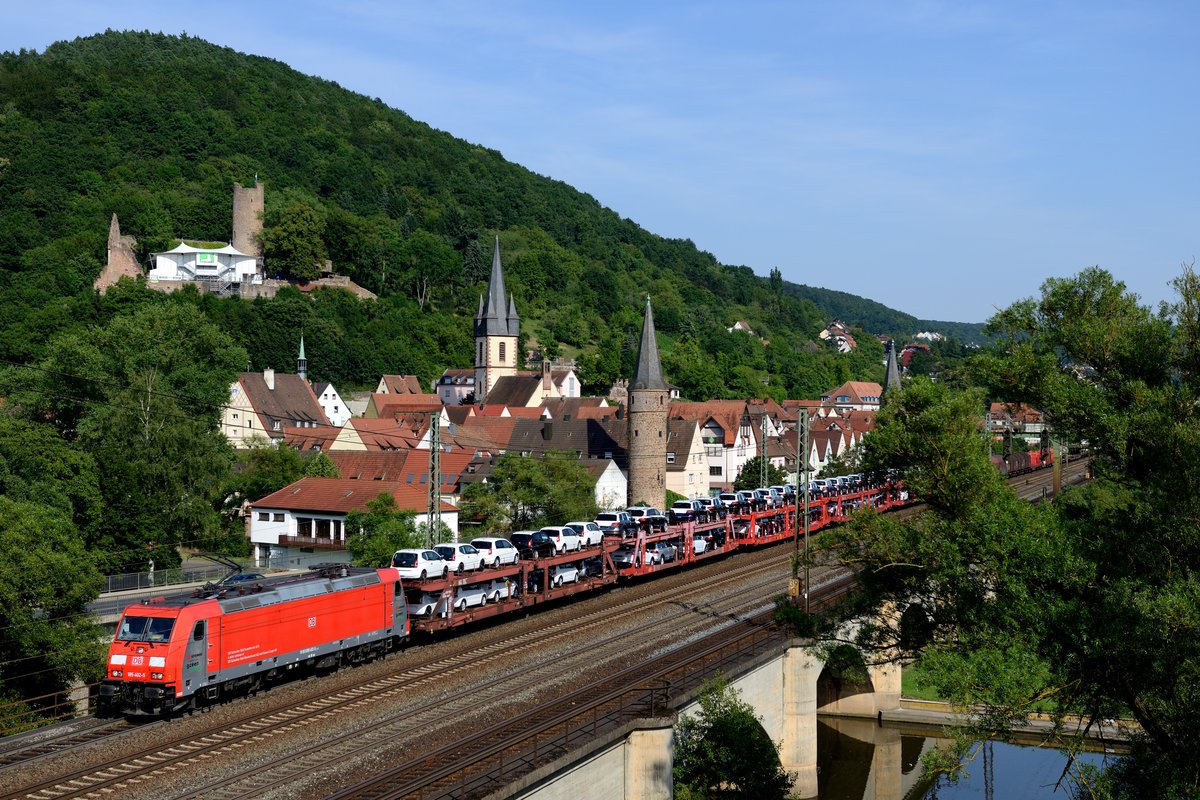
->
[474,238,521,401]
[627,297,670,509]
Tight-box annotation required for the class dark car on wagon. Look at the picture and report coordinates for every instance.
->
[509,530,557,559]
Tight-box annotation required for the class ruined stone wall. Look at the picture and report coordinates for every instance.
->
[94,214,143,293]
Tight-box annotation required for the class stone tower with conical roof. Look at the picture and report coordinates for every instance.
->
[627,297,670,509]
[882,339,901,402]
[474,238,520,401]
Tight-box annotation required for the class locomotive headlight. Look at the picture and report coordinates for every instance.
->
[151,672,163,680]
[111,669,122,677]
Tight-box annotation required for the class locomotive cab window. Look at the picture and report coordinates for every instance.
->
[117,615,176,643]
[192,621,205,641]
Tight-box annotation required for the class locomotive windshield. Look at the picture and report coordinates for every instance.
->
[117,615,176,643]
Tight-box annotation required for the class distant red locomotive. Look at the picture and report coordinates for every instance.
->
[100,566,407,715]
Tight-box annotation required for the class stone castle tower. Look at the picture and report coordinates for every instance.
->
[473,238,520,401]
[231,179,264,258]
[93,214,142,294]
[626,297,669,509]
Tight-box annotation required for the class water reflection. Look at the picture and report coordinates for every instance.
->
[815,717,1111,800]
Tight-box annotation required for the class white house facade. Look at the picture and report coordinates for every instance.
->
[149,242,260,286]
[249,477,459,569]
[315,382,352,427]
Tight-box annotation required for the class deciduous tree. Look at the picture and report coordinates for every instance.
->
[807,266,1200,797]
[459,452,596,532]
[344,493,422,567]
[0,496,106,727]
[674,675,794,799]
[733,455,786,490]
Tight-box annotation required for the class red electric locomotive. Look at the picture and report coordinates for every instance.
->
[100,565,407,715]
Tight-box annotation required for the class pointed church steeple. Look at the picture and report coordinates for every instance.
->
[473,237,520,402]
[632,296,668,391]
[297,335,308,382]
[882,339,901,400]
[475,237,517,338]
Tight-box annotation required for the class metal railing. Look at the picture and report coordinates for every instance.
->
[101,565,232,594]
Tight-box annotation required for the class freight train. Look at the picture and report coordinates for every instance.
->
[101,483,907,716]
[991,447,1054,477]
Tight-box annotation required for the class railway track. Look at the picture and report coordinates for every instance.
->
[328,573,860,800]
[0,458,1090,800]
[0,543,830,800]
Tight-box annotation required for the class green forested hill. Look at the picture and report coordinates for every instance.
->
[0,30,967,397]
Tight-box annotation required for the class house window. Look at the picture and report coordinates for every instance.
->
[499,342,506,363]
[273,513,284,522]
[604,451,612,459]
[667,453,676,464]
[296,517,313,537]
[272,420,282,431]
[257,512,268,521]
[709,466,723,476]
[232,413,238,420]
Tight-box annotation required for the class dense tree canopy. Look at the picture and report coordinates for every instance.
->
[0,31,947,401]
[3,302,245,570]
[0,496,106,729]
[459,452,598,534]
[808,267,1200,797]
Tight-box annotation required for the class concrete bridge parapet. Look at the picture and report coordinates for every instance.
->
[506,630,901,799]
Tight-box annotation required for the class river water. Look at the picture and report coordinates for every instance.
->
[817,717,1113,799]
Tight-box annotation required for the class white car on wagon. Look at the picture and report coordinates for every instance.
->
[391,549,448,580]
[564,521,604,548]
[434,542,486,573]
[470,537,520,568]
[539,526,582,554]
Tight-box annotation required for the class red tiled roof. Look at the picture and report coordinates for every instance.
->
[281,423,343,451]
[343,418,424,450]
[379,375,424,394]
[239,371,329,435]
[252,477,456,514]
[820,381,883,405]
[448,416,520,453]
[670,400,748,446]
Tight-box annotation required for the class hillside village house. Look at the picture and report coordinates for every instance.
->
[249,477,459,568]
[222,369,330,447]
[669,400,789,493]
[819,381,883,411]
[314,382,351,427]
[436,368,476,405]
[666,418,708,500]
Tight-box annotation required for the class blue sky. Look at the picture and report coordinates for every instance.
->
[5,1,1198,323]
